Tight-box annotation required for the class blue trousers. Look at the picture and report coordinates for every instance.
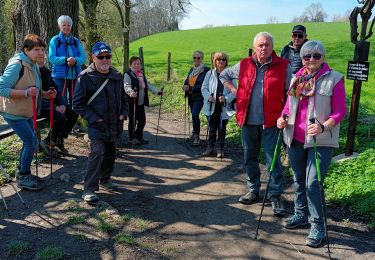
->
[4,118,38,173]
[188,99,203,135]
[241,125,283,198]
[288,140,333,228]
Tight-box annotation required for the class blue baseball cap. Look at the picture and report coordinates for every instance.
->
[92,41,112,56]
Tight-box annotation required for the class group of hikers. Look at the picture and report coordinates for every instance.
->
[0,15,347,249]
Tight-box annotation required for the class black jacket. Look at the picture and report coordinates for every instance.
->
[280,40,308,74]
[39,66,66,111]
[73,63,129,141]
[125,68,150,106]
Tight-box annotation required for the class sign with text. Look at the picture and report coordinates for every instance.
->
[347,61,370,81]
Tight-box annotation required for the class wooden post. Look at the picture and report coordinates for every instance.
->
[345,41,370,155]
[139,46,144,72]
[167,52,171,81]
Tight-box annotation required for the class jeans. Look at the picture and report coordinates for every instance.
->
[84,139,117,191]
[241,125,283,198]
[4,118,38,173]
[288,140,333,228]
[128,104,146,141]
[53,78,76,109]
[189,99,203,135]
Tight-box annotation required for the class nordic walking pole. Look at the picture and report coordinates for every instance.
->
[49,87,55,178]
[62,65,69,98]
[132,88,137,149]
[184,96,187,141]
[309,118,331,259]
[254,128,282,239]
[32,95,38,177]
[155,87,164,144]
[204,93,214,159]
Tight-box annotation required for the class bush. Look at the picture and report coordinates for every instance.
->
[325,149,375,227]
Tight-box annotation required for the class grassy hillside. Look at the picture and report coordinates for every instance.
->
[112,22,375,226]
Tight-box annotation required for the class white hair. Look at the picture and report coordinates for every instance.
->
[57,15,73,26]
[253,32,274,47]
[300,40,326,58]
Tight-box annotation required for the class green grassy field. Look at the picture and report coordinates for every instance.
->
[112,22,375,226]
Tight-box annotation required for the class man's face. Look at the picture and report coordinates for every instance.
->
[291,31,307,48]
[25,46,45,64]
[254,36,273,63]
[92,51,112,73]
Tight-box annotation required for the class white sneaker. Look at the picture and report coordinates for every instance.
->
[82,190,99,202]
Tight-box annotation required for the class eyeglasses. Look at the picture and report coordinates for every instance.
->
[193,57,201,60]
[302,53,323,61]
[217,58,227,62]
[96,55,112,60]
[292,33,304,39]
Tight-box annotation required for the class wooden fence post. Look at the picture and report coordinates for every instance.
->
[139,46,144,72]
[167,52,171,81]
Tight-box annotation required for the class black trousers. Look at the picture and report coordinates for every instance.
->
[207,104,228,149]
[40,106,78,142]
[128,103,146,141]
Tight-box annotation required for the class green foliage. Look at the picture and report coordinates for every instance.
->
[6,240,29,256]
[326,149,375,226]
[0,136,21,185]
[36,245,65,260]
[114,233,136,245]
[66,215,86,225]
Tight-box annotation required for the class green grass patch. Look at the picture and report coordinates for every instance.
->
[64,200,84,212]
[36,245,65,260]
[6,240,29,256]
[73,233,88,243]
[66,215,86,225]
[0,136,21,184]
[114,233,136,245]
[134,217,151,231]
[122,213,134,222]
[325,149,375,227]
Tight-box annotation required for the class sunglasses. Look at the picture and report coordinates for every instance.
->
[193,57,201,60]
[302,53,323,61]
[217,58,227,62]
[292,33,304,39]
[97,55,112,60]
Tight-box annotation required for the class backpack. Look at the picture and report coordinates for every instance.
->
[56,36,78,51]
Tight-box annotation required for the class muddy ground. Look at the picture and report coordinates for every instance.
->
[0,108,374,259]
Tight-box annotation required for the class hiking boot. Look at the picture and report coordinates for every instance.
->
[238,192,260,205]
[271,196,286,217]
[82,190,99,202]
[56,138,69,155]
[192,134,200,146]
[305,224,326,248]
[203,146,214,157]
[284,213,309,229]
[99,181,119,191]
[16,174,43,191]
[216,149,224,158]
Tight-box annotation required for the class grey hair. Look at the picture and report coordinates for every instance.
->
[300,40,326,58]
[193,50,204,59]
[253,32,274,47]
[57,15,73,26]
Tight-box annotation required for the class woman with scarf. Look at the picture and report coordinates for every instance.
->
[201,52,235,158]
[182,50,210,146]
[124,56,163,145]
[48,15,85,151]
[276,41,346,248]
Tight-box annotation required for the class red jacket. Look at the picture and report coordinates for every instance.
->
[236,51,288,128]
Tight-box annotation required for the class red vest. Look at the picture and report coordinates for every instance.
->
[236,51,288,128]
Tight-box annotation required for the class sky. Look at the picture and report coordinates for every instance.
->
[180,0,356,29]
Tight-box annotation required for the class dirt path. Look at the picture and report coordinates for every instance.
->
[0,108,374,259]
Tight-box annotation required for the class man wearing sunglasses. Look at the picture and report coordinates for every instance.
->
[281,25,308,75]
[74,42,129,202]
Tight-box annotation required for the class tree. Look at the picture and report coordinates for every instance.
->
[0,0,8,72]
[303,2,327,22]
[332,9,351,22]
[266,16,280,24]
[81,0,101,62]
[12,0,79,51]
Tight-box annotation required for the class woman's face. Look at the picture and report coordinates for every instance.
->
[215,57,227,71]
[59,22,72,36]
[302,52,324,73]
[192,53,202,67]
[130,59,142,71]
[25,46,45,64]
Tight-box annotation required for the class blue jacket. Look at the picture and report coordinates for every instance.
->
[0,52,41,120]
[48,32,87,79]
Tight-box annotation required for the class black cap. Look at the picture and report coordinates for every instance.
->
[292,25,306,34]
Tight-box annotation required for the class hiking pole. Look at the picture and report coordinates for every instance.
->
[184,96,187,141]
[32,95,38,178]
[155,87,164,144]
[254,128,282,240]
[49,87,55,178]
[62,65,69,98]
[204,93,214,159]
[309,118,331,258]
[219,112,223,162]
[132,88,137,149]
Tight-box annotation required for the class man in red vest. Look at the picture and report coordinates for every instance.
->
[220,32,291,216]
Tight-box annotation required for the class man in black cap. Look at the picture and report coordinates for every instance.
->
[74,41,129,202]
[281,25,308,75]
